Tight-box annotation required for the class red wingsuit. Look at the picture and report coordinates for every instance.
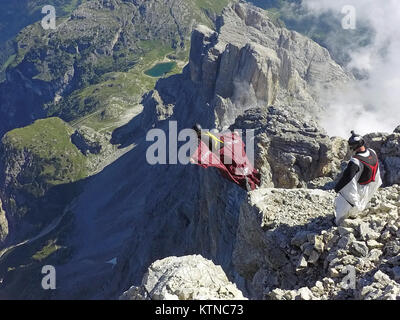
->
[190,132,261,191]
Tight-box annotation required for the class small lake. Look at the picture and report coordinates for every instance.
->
[144,62,176,77]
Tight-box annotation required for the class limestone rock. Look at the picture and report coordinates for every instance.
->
[350,241,369,258]
[367,240,383,249]
[297,287,314,300]
[120,255,247,300]
[71,126,104,156]
[186,2,351,130]
[234,186,400,300]
[359,222,380,241]
[364,131,400,186]
[233,187,335,288]
[71,125,115,173]
[233,106,339,188]
[359,271,400,300]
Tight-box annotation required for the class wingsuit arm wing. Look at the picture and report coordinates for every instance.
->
[190,140,224,169]
[334,161,360,193]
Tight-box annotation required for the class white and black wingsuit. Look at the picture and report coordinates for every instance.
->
[334,147,383,225]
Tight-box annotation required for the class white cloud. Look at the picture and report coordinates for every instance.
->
[302,0,400,137]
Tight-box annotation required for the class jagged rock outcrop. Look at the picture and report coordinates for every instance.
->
[139,2,352,135]
[71,127,103,156]
[186,2,352,129]
[234,188,335,289]
[364,129,400,186]
[71,126,116,173]
[140,90,175,128]
[234,186,400,300]
[120,255,246,300]
[232,106,347,188]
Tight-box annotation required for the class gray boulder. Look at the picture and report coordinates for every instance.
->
[120,255,247,300]
[364,130,400,186]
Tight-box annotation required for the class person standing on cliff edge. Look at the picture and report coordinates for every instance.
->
[334,131,382,225]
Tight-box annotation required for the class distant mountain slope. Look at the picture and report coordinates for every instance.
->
[246,0,373,68]
[0,0,231,136]
[0,0,86,80]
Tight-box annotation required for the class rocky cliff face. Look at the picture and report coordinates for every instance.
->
[0,118,86,247]
[234,186,400,300]
[232,106,348,189]
[187,3,352,129]
[130,2,352,137]
[121,185,400,300]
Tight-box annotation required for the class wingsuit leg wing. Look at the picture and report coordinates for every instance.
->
[190,140,242,187]
[190,133,261,191]
[218,132,261,191]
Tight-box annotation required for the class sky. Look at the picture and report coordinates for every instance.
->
[301,0,400,137]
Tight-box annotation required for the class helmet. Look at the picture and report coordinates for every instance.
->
[192,123,202,135]
[348,130,365,151]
